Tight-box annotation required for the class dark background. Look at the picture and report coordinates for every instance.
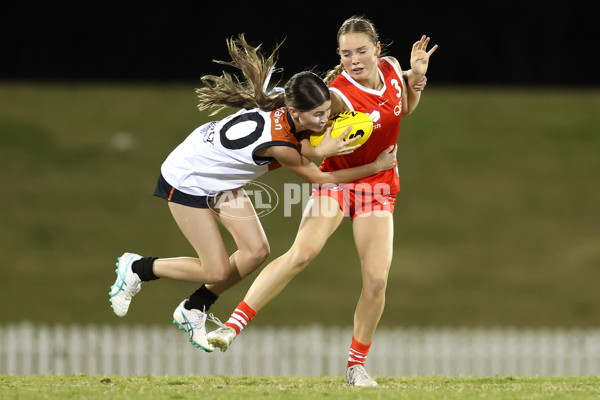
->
[2,2,598,85]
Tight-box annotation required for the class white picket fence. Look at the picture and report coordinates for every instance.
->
[1,322,599,376]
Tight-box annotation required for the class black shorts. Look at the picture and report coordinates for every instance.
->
[153,174,213,209]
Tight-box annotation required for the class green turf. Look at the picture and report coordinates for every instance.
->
[1,375,599,399]
[1,82,599,328]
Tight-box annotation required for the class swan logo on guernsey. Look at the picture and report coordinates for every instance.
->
[394,102,402,116]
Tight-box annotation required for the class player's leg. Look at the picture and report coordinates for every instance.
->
[110,203,230,316]
[246,195,343,311]
[207,195,344,351]
[346,209,394,387]
[180,188,270,326]
[109,201,230,350]
[352,210,394,342]
[171,189,271,351]
[204,187,270,297]
[153,201,232,282]
[110,192,230,319]
[163,201,238,352]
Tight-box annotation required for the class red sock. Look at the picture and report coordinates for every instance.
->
[225,301,257,335]
[347,336,371,368]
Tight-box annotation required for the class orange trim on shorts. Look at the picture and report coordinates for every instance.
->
[167,187,175,202]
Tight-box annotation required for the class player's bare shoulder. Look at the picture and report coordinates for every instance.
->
[385,56,403,73]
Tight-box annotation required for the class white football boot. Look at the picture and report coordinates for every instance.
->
[109,252,143,317]
[346,364,379,387]
[206,316,237,352]
[173,300,214,352]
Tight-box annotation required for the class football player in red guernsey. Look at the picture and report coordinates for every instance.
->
[208,17,436,387]
[108,34,396,353]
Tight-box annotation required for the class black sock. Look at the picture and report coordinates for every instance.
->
[131,257,159,282]
[185,285,219,311]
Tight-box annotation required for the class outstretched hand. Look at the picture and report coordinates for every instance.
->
[410,35,438,76]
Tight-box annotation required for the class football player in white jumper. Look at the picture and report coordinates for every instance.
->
[109,35,397,352]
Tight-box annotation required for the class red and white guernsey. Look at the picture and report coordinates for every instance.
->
[323,57,404,194]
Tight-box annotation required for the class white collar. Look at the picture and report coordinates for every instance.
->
[340,64,386,96]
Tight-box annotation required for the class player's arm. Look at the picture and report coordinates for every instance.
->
[263,145,397,185]
[297,89,360,161]
[401,35,438,115]
[403,70,428,92]
[389,56,417,116]
[299,125,361,161]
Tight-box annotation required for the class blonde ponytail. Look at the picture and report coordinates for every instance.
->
[195,35,286,115]
[324,63,345,86]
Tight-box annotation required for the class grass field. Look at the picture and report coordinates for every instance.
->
[1,82,599,328]
[1,375,599,399]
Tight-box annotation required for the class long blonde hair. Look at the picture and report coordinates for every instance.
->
[324,16,381,86]
[195,34,286,115]
[196,35,330,115]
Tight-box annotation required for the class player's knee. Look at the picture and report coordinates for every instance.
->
[240,241,270,274]
[252,241,270,265]
[364,276,387,297]
[287,246,318,270]
[200,256,232,283]
[211,264,231,283]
